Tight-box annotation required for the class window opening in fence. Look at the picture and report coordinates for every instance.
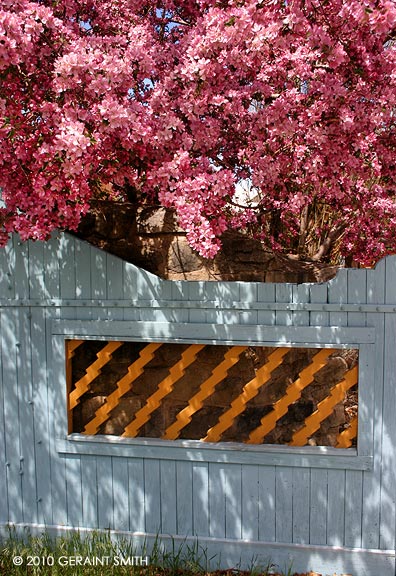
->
[66,340,358,448]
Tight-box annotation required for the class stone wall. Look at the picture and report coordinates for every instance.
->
[76,203,340,283]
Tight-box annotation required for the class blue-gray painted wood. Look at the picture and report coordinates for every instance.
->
[176,461,193,536]
[0,313,9,522]
[0,233,396,576]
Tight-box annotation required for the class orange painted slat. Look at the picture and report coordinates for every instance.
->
[290,365,358,446]
[336,415,358,448]
[204,347,289,443]
[83,343,163,435]
[122,344,205,438]
[163,346,247,440]
[69,341,123,410]
[247,348,334,445]
[66,339,84,360]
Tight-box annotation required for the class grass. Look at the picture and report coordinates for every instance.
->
[0,529,295,576]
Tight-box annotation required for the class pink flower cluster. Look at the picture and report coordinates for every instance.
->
[0,0,395,262]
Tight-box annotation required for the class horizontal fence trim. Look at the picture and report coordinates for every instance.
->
[3,298,396,313]
[52,320,375,345]
[55,437,373,470]
[1,522,395,575]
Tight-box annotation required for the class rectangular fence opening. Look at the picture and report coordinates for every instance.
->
[66,340,358,448]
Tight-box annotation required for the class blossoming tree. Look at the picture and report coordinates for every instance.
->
[1,0,395,264]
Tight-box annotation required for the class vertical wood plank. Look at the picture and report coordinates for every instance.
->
[258,466,276,542]
[242,465,259,540]
[380,256,396,549]
[361,261,385,549]
[327,469,345,546]
[309,469,328,545]
[309,284,329,327]
[192,462,209,536]
[65,455,83,527]
[75,240,91,299]
[160,460,177,534]
[128,459,145,532]
[275,467,293,542]
[2,310,23,523]
[46,308,67,526]
[344,470,363,548]
[292,468,310,544]
[44,236,60,299]
[17,309,36,523]
[328,269,348,328]
[0,313,9,522]
[112,457,129,531]
[31,308,52,525]
[91,247,107,300]
[275,285,293,326]
[0,238,15,298]
[209,463,226,538]
[144,459,161,534]
[97,456,113,529]
[292,284,310,327]
[28,241,47,299]
[59,235,76,300]
[257,284,276,326]
[176,461,193,535]
[225,464,242,540]
[81,455,98,528]
[14,237,29,300]
[107,253,124,301]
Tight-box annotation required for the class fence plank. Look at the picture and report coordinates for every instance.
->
[209,463,226,538]
[309,469,328,545]
[97,456,113,529]
[112,457,129,531]
[242,465,259,541]
[160,460,177,534]
[258,466,276,542]
[128,458,145,532]
[344,470,363,548]
[327,469,346,546]
[193,462,209,537]
[176,461,193,535]
[81,455,98,528]
[361,262,385,549]
[0,313,9,522]
[66,455,83,527]
[225,464,242,540]
[2,310,23,523]
[0,238,14,298]
[292,468,310,544]
[380,258,396,549]
[144,459,161,534]
[17,309,36,524]
[31,308,53,525]
[275,467,293,543]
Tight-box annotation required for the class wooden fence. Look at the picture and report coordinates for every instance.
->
[0,232,395,576]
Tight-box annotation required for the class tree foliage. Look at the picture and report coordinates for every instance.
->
[1,0,395,263]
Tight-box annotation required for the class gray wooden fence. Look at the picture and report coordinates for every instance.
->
[0,232,395,575]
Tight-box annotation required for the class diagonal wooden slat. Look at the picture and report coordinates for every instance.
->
[336,418,358,448]
[247,348,334,445]
[66,339,84,360]
[69,341,123,410]
[122,344,205,438]
[162,346,247,440]
[290,365,358,446]
[204,347,289,443]
[336,415,358,448]
[83,343,163,435]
